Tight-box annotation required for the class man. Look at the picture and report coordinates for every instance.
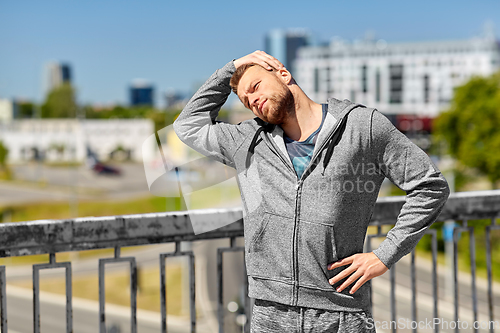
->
[173,50,450,332]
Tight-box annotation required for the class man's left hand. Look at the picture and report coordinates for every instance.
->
[327,252,389,294]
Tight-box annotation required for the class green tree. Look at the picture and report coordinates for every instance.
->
[84,104,155,119]
[80,104,231,137]
[41,83,78,118]
[17,101,36,118]
[0,141,11,180]
[83,105,186,133]
[434,71,500,188]
[0,141,8,167]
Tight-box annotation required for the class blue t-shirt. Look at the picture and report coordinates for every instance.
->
[284,104,327,179]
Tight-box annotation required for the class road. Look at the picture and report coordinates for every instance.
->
[1,163,152,207]
[6,284,211,333]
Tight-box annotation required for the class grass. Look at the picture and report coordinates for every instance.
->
[1,195,176,224]
[42,161,83,167]
[0,184,241,224]
[0,167,12,181]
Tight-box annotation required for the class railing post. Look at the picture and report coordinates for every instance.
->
[160,240,196,333]
[429,228,439,333]
[217,236,245,333]
[365,225,389,320]
[32,253,73,333]
[485,216,499,333]
[0,266,7,333]
[453,220,478,333]
[99,247,137,333]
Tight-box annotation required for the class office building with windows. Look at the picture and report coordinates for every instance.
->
[294,34,500,118]
[45,62,72,93]
[130,81,154,107]
[265,29,313,74]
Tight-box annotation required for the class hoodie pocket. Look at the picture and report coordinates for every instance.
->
[296,219,339,290]
[246,212,293,282]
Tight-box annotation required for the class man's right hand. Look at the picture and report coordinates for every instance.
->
[234,50,284,71]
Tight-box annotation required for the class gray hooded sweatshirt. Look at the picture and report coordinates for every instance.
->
[173,60,450,312]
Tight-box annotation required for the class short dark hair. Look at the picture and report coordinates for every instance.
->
[230,63,276,95]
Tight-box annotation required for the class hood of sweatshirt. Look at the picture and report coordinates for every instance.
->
[245,98,364,178]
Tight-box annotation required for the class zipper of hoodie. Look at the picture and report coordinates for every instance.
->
[261,116,348,305]
[290,114,349,306]
[261,114,348,305]
[260,130,301,305]
[291,179,302,306]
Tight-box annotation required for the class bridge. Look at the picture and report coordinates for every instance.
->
[0,190,499,333]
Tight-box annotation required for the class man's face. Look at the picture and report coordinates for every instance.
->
[236,66,294,124]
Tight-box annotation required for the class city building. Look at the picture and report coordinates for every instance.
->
[130,80,154,107]
[0,119,155,163]
[293,32,500,119]
[0,99,17,122]
[164,89,187,109]
[45,62,72,93]
[265,28,313,74]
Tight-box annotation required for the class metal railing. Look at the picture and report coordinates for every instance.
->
[0,190,499,333]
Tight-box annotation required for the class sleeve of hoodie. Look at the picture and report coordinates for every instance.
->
[173,60,241,169]
[370,110,450,270]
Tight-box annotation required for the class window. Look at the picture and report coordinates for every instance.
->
[389,64,403,104]
[423,74,430,104]
[375,70,381,102]
[314,68,319,93]
[325,67,334,96]
[362,65,368,93]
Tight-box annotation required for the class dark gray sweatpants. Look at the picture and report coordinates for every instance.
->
[250,299,376,333]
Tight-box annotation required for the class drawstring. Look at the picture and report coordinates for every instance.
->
[245,121,276,171]
[321,116,348,176]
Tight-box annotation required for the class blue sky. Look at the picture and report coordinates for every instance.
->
[1,0,499,107]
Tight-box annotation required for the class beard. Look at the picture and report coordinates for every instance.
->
[262,83,295,125]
